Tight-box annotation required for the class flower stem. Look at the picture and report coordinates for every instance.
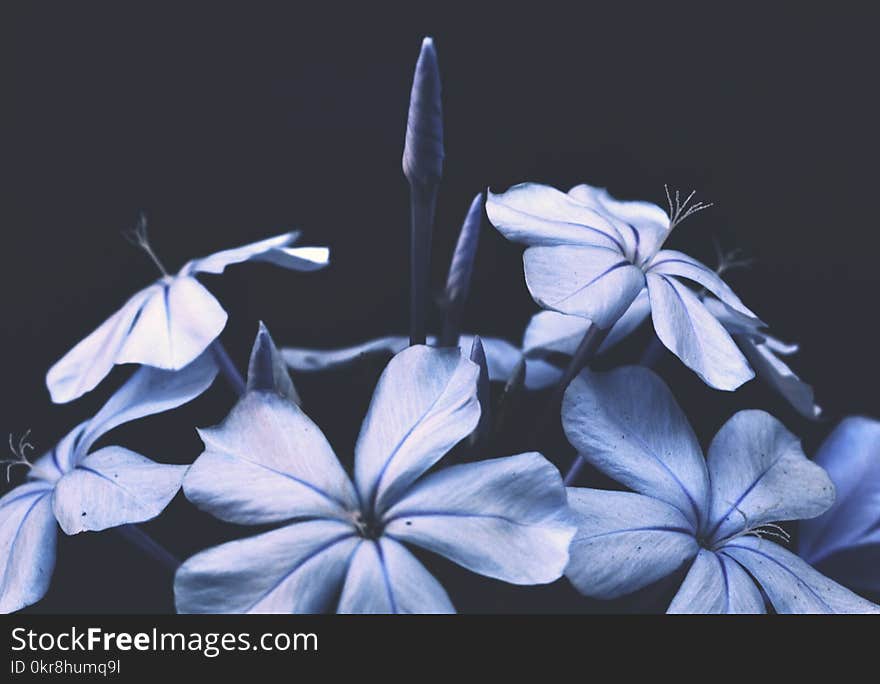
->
[116,524,180,574]
[409,183,438,346]
[211,340,245,396]
[531,324,610,447]
[563,454,587,486]
[639,335,666,368]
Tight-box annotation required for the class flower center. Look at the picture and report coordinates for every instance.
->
[352,511,384,540]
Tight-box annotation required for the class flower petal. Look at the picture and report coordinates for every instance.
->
[186,392,357,524]
[180,231,329,275]
[354,346,479,513]
[0,482,56,613]
[667,549,765,614]
[384,452,574,584]
[705,410,834,545]
[799,417,880,582]
[52,447,187,534]
[646,272,754,391]
[647,250,758,319]
[565,488,698,599]
[77,352,218,459]
[721,536,879,614]
[737,338,820,420]
[523,245,646,328]
[562,366,709,527]
[523,358,564,390]
[282,336,409,372]
[487,184,626,251]
[116,277,228,370]
[337,538,454,614]
[45,284,158,404]
[175,520,359,614]
[568,184,670,260]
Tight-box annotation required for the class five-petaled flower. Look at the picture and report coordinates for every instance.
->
[561,365,878,613]
[486,183,760,390]
[175,341,574,613]
[0,354,216,613]
[46,227,329,404]
[799,416,880,596]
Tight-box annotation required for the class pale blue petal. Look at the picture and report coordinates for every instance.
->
[565,488,697,599]
[722,536,879,614]
[523,311,590,358]
[116,276,228,370]
[384,453,574,584]
[52,447,187,534]
[247,322,300,404]
[354,346,479,513]
[45,284,158,404]
[567,184,670,262]
[704,410,834,545]
[523,245,646,328]
[738,338,820,420]
[667,549,765,614]
[487,184,626,251]
[523,291,649,360]
[647,272,754,391]
[0,482,56,613]
[647,250,758,318]
[800,418,880,572]
[282,336,408,372]
[180,231,329,275]
[337,538,454,614]
[702,296,766,338]
[175,520,359,614]
[523,358,564,390]
[186,392,357,524]
[562,366,709,527]
[77,352,218,458]
[30,423,87,482]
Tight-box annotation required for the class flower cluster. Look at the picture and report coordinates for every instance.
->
[3,37,877,614]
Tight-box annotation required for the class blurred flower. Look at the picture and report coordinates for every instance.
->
[282,333,564,391]
[486,183,760,390]
[0,355,216,613]
[46,218,328,403]
[561,365,877,613]
[799,417,880,595]
[522,294,821,419]
[176,343,573,613]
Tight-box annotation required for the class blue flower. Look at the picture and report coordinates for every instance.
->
[46,229,329,403]
[523,296,820,419]
[486,183,761,390]
[175,341,574,613]
[282,333,564,391]
[0,355,216,613]
[799,417,880,595]
[560,365,878,613]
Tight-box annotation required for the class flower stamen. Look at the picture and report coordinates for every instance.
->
[123,211,169,276]
[3,430,35,483]
[665,184,714,230]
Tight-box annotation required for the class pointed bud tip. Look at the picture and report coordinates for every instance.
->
[403,36,444,186]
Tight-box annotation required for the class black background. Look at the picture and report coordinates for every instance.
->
[3,3,878,613]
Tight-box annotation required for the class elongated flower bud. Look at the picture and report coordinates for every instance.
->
[402,37,444,188]
[439,193,484,346]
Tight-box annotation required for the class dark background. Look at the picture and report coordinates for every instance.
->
[3,4,878,613]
